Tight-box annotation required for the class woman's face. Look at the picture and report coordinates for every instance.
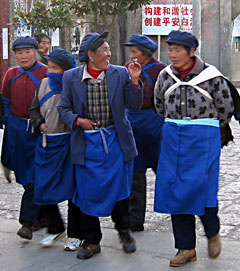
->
[88,42,111,71]
[168,44,194,69]
[15,48,37,70]
[129,46,149,66]
[47,60,64,73]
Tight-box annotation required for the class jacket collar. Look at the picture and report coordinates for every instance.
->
[71,64,118,104]
[171,55,205,77]
[72,64,117,80]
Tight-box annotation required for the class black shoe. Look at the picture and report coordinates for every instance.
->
[32,218,48,232]
[119,230,136,253]
[77,241,101,259]
[17,223,32,240]
[131,223,144,232]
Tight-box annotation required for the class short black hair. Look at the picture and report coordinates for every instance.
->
[168,42,192,55]
[34,33,51,44]
[136,45,153,58]
[90,38,105,52]
[183,45,192,55]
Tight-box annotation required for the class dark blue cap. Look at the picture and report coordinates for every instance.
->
[13,36,39,51]
[166,30,199,50]
[123,34,158,53]
[79,31,108,62]
[44,48,77,69]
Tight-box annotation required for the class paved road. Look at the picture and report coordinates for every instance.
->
[0,120,239,271]
[0,120,240,239]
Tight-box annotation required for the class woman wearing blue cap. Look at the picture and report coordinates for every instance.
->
[58,31,143,259]
[1,36,48,240]
[123,34,166,232]
[154,30,234,267]
[29,48,83,250]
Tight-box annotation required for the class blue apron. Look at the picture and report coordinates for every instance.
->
[73,126,134,217]
[1,64,44,186]
[1,114,38,187]
[126,108,164,172]
[154,118,221,216]
[34,132,75,205]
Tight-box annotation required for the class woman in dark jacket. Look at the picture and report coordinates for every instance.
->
[58,31,143,260]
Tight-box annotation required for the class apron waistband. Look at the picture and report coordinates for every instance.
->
[45,132,70,136]
[84,126,113,154]
[165,118,220,127]
[42,132,70,148]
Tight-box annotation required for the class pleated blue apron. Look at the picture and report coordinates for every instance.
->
[34,132,75,205]
[73,125,134,217]
[1,114,39,187]
[154,118,221,216]
[126,108,164,172]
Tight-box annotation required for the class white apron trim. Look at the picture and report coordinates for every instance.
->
[165,118,220,127]
[164,64,226,101]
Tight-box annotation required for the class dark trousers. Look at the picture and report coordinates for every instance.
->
[44,204,65,234]
[81,197,131,244]
[19,183,41,225]
[171,207,220,250]
[129,167,157,226]
[45,200,83,238]
[67,200,84,239]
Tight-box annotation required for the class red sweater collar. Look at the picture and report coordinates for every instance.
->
[176,58,196,79]
[87,66,102,79]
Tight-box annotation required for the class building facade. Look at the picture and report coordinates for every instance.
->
[1,0,240,83]
[0,0,10,88]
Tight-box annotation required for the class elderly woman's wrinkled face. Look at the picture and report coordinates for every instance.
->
[129,46,147,66]
[15,47,37,70]
[88,42,111,70]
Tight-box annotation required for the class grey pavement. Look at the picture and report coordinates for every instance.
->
[0,120,240,271]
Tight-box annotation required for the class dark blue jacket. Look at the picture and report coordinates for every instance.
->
[58,64,143,165]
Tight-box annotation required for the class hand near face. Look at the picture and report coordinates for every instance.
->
[127,58,141,85]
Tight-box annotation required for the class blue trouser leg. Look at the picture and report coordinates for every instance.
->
[199,207,220,239]
[171,207,220,250]
[171,213,196,250]
[19,183,41,226]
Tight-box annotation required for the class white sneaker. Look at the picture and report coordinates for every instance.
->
[64,238,82,251]
[39,231,66,247]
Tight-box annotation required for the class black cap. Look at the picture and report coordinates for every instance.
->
[13,36,39,51]
[166,30,199,50]
[44,48,77,70]
[79,31,108,62]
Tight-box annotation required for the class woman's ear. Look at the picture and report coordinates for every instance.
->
[88,51,94,62]
[190,47,195,57]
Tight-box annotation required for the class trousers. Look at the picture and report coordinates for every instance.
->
[129,168,157,226]
[171,207,220,249]
[19,183,41,225]
[44,200,83,239]
[81,197,131,244]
